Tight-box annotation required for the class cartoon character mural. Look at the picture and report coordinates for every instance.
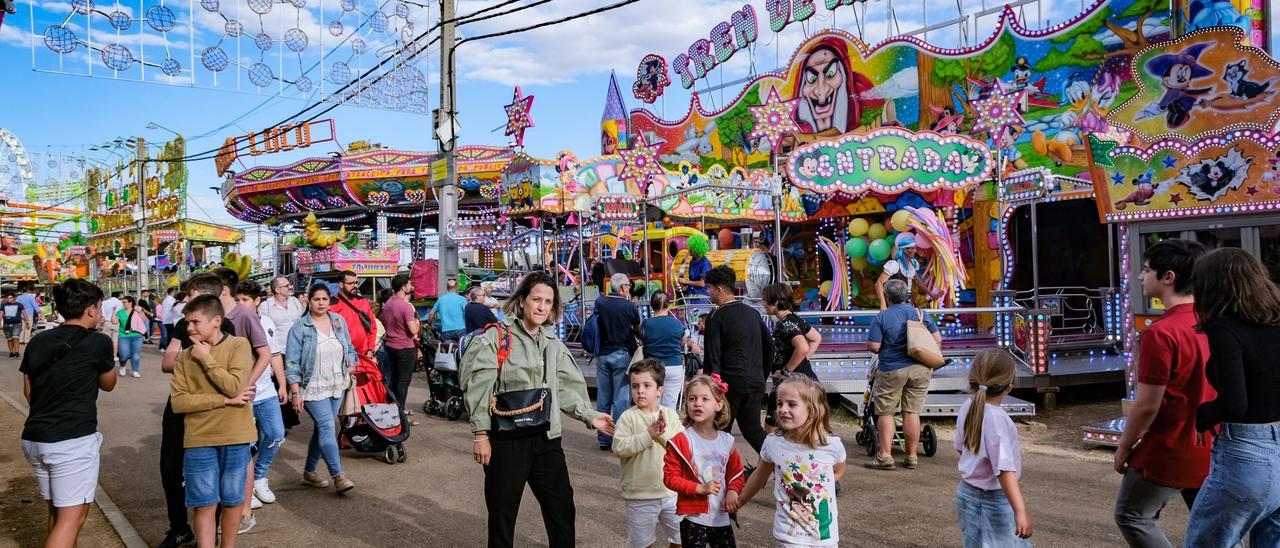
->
[791,37,879,135]
[625,0,1172,179]
[1109,28,1280,142]
[1091,132,1279,222]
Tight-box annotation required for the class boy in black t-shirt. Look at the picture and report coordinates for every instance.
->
[4,292,27,358]
[20,279,116,547]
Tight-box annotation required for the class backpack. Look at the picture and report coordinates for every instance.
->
[580,311,601,357]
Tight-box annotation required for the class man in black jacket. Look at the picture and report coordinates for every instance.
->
[702,265,773,456]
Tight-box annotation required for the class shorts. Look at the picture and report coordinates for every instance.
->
[873,364,932,415]
[3,322,20,340]
[183,444,252,508]
[21,432,102,508]
[626,496,680,548]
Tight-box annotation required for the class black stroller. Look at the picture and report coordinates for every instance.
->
[422,329,465,421]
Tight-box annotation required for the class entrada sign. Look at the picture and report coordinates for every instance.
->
[786,128,993,195]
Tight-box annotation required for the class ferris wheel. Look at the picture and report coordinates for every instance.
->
[0,128,34,203]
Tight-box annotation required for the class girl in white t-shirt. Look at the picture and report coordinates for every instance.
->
[954,350,1033,547]
[731,375,846,547]
[662,375,745,548]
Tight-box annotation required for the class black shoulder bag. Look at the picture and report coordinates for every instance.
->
[488,326,552,438]
[335,293,373,335]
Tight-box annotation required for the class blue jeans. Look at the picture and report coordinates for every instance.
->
[303,396,344,478]
[1186,423,1280,548]
[117,336,143,373]
[955,481,1031,548]
[252,399,285,481]
[442,329,466,345]
[183,444,251,508]
[159,322,174,350]
[596,349,632,446]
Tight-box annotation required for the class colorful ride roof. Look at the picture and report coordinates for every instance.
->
[223,146,513,228]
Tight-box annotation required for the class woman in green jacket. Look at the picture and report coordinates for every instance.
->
[461,271,614,548]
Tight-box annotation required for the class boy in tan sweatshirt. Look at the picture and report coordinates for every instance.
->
[169,295,256,548]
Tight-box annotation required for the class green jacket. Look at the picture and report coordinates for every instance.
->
[460,317,597,439]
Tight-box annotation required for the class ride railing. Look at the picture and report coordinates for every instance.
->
[1006,286,1123,349]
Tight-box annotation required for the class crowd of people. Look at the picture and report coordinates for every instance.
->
[14,242,1280,547]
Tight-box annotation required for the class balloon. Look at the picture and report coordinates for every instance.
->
[869,238,892,261]
[718,228,736,249]
[848,218,869,237]
[844,237,868,259]
[850,257,868,271]
[868,224,887,241]
[891,209,913,232]
[819,280,833,297]
[915,236,933,250]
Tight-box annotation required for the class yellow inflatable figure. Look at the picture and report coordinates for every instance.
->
[302,212,347,249]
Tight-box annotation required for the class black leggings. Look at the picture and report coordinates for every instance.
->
[385,346,417,411]
[680,519,736,548]
[160,399,189,534]
[723,391,765,456]
[484,435,575,548]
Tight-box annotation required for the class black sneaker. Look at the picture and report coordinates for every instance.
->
[156,529,195,548]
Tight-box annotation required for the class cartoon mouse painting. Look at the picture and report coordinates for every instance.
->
[1137,44,1216,129]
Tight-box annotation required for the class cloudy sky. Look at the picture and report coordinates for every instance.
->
[1,0,1122,254]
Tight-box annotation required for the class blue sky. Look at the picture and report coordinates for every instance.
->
[0,0,1098,254]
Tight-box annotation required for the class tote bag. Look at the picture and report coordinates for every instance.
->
[905,309,946,369]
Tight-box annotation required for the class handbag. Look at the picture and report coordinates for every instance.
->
[487,325,552,438]
[630,344,645,366]
[339,384,361,417]
[684,352,703,380]
[906,309,946,369]
[435,342,458,372]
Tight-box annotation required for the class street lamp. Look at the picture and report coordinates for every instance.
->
[146,122,182,138]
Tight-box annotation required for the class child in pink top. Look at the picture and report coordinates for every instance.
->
[954,350,1032,547]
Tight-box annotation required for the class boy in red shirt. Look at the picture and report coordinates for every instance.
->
[1113,238,1214,547]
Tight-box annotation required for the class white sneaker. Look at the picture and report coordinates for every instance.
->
[238,513,256,535]
[118,367,126,376]
[131,371,141,378]
[253,478,276,504]
[250,494,263,510]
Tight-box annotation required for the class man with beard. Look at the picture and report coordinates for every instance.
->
[330,270,378,367]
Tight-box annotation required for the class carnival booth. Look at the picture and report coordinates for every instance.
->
[224,144,514,297]
[1082,27,1280,445]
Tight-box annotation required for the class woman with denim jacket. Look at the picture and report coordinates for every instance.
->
[1185,248,1280,546]
[285,284,359,495]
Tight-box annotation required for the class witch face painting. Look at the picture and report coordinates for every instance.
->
[791,39,877,135]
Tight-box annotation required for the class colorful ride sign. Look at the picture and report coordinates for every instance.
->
[785,128,993,195]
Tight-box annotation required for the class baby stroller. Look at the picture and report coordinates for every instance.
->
[854,362,939,458]
[422,330,465,421]
[341,356,411,464]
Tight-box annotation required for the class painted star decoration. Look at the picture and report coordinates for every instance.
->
[970,79,1026,136]
[749,87,801,150]
[504,86,535,147]
[1161,154,1179,169]
[618,133,664,192]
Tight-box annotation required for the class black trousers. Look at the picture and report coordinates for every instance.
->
[723,391,766,456]
[484,435,575,548]
[386,346,417,411]
[160,399,189,534]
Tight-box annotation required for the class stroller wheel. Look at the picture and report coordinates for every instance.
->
[424,399,438,416]
[922,424,938,457]
[861,417,878,457]
[384,445,399,465]
[396,443,408,463]
[453,396,468,419]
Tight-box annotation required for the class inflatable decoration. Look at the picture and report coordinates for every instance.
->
[903,206,967,304]
[868,238,892,261]
[891,209,913,232]
[717,228,735,249]
[302,212,348,249]
[222,252,253,280]
[844,237,867,259]
[868,224,887,241]
[848,218,869,237]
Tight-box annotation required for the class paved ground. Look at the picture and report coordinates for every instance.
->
[0,347,1189,547]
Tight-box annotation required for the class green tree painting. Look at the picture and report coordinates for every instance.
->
[715,84,762,168]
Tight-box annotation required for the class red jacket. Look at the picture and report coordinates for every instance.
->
[662,431,746,516]
[331,293,376,355]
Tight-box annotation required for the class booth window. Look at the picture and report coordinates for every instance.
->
[1260,225,1280,286]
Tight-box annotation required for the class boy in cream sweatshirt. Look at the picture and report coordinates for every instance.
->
[169,295,256,548]
[613,359,684,548]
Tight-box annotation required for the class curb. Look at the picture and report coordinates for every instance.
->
[0,387,148,548]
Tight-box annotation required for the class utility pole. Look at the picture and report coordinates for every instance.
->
[135,137,148,295]
[436,0,460,294]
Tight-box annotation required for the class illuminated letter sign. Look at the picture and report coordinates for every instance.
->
[786,128,992,195]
